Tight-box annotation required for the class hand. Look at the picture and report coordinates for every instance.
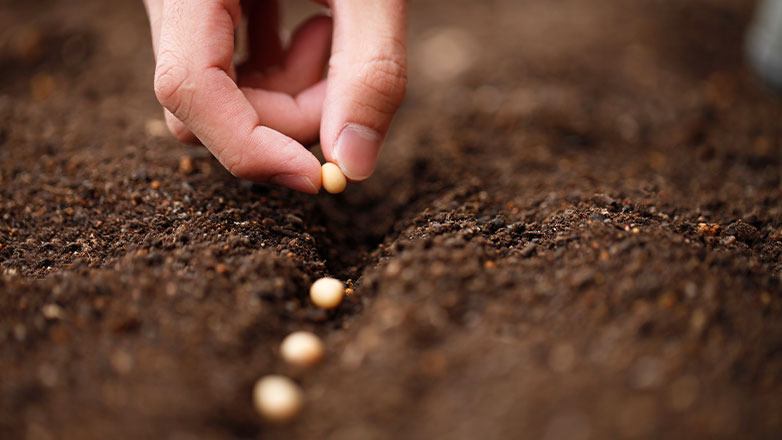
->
[142,0,408,193]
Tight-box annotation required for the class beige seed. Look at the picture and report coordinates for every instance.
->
[253,375,303,423]
[321,162,346,194]
[280,331,324,368]
[310,277,345,310]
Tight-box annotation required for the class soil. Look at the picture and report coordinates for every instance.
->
[1,0,781,439]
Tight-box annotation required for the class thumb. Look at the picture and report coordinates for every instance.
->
[320,0,408,181]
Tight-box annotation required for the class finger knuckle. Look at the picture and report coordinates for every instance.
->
[221,134,254,179]
[221,144,246,178]
[154,51,194,122]
[355,54,407,112]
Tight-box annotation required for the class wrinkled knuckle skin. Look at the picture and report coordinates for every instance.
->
[222,147,247,179]
[357,56,408,113]
[153,51,193,123]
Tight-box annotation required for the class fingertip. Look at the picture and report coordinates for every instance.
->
[231,126,323,194]
[273,153,322,194]
[270,173,320,194]
[331,123,383,182]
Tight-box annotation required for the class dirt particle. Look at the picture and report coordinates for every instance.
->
[690,309,708,334]
[150,180,161,190]
[109,315,140,333]
[38,364,59,388]
[720,235,737,246]
[110,349,133,375]
[42,304,64,320]
[629,356,663,389]
[178,156,194,174]
[145,119,168,137]
[697,223,721,236]
[11,26,43,59]
[733,221,759,244]
[30,72,55,101]
[519,242,537,258]
[49,325,70,344]
[418,350,448,376]
[667,375,699,412]
[386,260,403,277]
[657,292,676,309]
[215,263,230,275]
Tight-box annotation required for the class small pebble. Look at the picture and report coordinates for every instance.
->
[179,156,194,174]
[145,119,168,138]
[310,277,345,310]
[321,163,346,194]
[253,375,303,423]
[697,223,720,236]
[280,331,325,368]
[215,263,230,275]
[42,304,64,320]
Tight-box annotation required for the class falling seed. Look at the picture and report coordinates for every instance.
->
[309,277,344,310]
[253,375,303,423]
[321,163,346,194]
[280,331,324,368]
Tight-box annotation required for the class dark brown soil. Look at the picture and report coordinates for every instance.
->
[1,0,781,438]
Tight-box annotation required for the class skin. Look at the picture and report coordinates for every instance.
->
[142,0,408,193]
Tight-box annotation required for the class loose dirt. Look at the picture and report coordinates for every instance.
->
[1,0,781,438]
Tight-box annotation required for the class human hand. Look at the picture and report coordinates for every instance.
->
[142,0,408,193]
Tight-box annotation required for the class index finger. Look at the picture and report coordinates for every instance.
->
[154,0,321,193]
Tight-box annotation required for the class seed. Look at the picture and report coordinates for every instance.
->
[309,277,344,309]
[280,331,324,368]
[253,375,303,423]
[321,163,346,194]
